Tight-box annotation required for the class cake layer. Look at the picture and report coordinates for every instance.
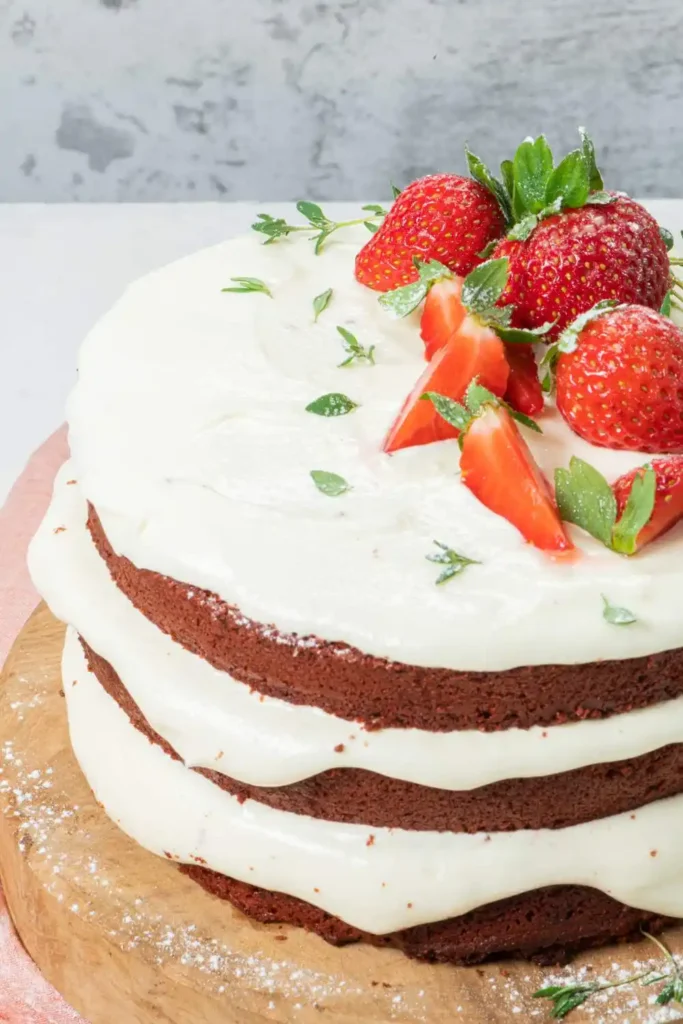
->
[84,636,683,832]
[63,626,683,935]
[31,466,683,791]
[67,231,683,674]
[181,871,670,967]
[89,501,683,731]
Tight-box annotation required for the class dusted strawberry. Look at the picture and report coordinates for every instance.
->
[612,458,683,553]
[355,174,505,292]
[493,197,670,336]
[420,276,466,360]
[383,317,509,453]
[459,403,572,553]
[464,130,670,336]
[503,343,544,417]
[554,304,683,453]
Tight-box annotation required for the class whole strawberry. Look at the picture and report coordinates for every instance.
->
[494,196,670,335]
[555,304,683,453]
[464,130,670,335]
[354,174,505,292]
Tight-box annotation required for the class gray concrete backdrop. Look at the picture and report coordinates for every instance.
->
[1,0,682,202]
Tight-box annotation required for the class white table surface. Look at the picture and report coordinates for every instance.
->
[1,199,682,506]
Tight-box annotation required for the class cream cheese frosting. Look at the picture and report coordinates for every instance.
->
[66,228,683,671]
[29,464,683,791]
[63,626,683,934]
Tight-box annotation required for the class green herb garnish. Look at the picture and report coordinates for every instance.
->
[310,470,351,497]
[336,326,375,367]
[602,595,637,626]
[221,277,272,297]
[533,930,683,1018]
[427,541,480,585]
[313,288,333,322]
[252,200,390,254]
[305,393,358,417]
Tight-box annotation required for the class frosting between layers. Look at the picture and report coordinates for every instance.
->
[30,465,683,790]
[64,627,683,934]
[67,230,683,671]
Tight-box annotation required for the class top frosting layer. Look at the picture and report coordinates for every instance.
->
[68,228,683,671]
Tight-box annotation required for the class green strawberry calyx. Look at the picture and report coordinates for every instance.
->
[466,127,616,242]
[379,257,555,345]
[554,456,656,555]
[422,379,542,449]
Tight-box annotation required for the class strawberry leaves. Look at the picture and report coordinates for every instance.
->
[611,465,657,554]
[579,125,604,191]
[554,457,655,553]
[513,135,554,215]
[465,145,513,226]
[475,128,616,242]
[461,258,508,313]
[423,380,542,439]
[378,258,452,318]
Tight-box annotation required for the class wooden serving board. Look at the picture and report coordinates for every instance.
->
[1,604,682,1024]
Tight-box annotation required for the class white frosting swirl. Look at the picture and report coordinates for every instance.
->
[29,465,683,791]
[63,627,683,934]
[66,230,683,671]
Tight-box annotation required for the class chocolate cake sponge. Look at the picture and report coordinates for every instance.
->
[82,635,683,834]
[180,869,671,968]
[87,504,683,732]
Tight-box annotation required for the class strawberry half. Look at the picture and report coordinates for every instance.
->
[355,174,505,292]
[420,276,466,361]
[460,404,573,553]
[503,343,544,417]
[612,458,683,553]
[383,317,509,453]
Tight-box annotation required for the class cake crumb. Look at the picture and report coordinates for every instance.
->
[216,751,224,761]
[407,902,413,909]
[334,743,345,753]
[53,526,66,534]
[650,849,658,857]
[366,834,375,847]
[313,887,320,893]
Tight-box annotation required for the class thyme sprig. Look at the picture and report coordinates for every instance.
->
[336,326,375,367]
[533,930,683,1018]
[252,201,388,254]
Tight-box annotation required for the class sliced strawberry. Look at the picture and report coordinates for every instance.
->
[383,317,509,453]
[420,277,466,361]
[460,404,573,553]
[612,457,683,553]
[503,343,544,417]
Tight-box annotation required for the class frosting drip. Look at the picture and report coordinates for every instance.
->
[64,629,683,935]
[29,465,683,791]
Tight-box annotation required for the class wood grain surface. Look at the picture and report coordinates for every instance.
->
[0,604,681,1023]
